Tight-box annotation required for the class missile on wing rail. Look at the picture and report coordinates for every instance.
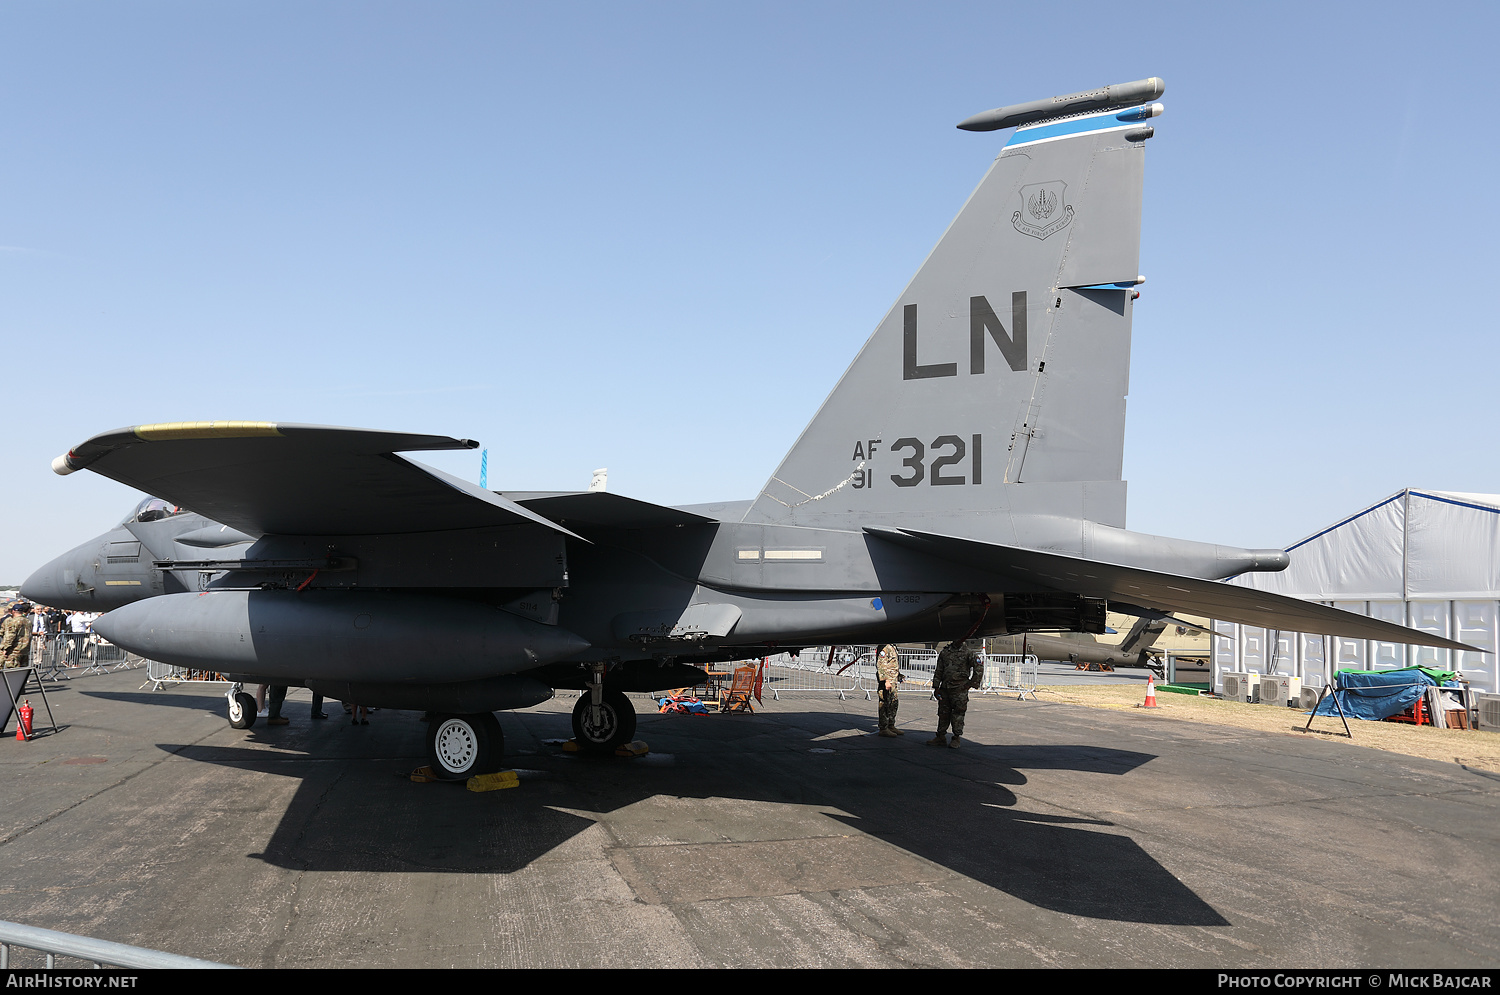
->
[957,78,1166,132]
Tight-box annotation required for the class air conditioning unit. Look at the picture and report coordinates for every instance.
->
[1476,692,1500,731]
[1221,672,1258,703]
[1299,685,1326,711]
[1258,675,1302,706]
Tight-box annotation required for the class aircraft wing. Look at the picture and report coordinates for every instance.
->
[52,421,581,539]
[866,527,1479,653]
[502,491,717,530]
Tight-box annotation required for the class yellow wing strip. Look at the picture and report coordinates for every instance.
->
[133,421,282,441]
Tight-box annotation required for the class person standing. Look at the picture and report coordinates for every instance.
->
[875,643,903,737]
[7,604,34,668]
[928,639,983,748]
[266,685,290,726]
[0,605,25,668]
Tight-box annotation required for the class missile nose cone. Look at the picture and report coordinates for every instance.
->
[88,608,123,644]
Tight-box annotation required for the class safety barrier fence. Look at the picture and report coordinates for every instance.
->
[28,633,144,680]
[0,918,236,970]
[141,658,227,691]
[631,647,1040,702]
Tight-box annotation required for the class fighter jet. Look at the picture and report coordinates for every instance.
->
[24,78,1475,779]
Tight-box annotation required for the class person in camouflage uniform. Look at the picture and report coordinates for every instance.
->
[1,603,33,669]
[928,638,983,748]
[875,643,903,737]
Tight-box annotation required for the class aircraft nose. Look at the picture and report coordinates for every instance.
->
[21,557,64,606]
[20,544,93,610]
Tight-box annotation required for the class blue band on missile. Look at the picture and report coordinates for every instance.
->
[1007,105,1150,149]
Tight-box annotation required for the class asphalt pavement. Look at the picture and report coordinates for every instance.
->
[1,666,1496,968]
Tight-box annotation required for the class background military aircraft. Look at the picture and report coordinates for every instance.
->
[991,613,1206,676]
[23,78,1475,779]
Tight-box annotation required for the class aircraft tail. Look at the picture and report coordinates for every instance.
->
[745,79,1164,536]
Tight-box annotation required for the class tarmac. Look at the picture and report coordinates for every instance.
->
[1,665,1497,969]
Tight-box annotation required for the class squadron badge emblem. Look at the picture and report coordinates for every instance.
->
[1012,180,1073,239]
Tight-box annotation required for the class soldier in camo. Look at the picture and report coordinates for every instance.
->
[1,603,33,669]
[875,643,903,737]
[928,638,983,748]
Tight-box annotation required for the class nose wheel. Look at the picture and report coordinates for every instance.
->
[570,689,636,754]
[227,686,257,729]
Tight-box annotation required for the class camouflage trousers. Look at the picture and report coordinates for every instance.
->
[878,683,899,729]
[935,686,970,736]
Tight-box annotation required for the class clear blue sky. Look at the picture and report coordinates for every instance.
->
[3,1,1497,582]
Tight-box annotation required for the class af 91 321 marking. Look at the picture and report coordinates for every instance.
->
[848,434,983,489]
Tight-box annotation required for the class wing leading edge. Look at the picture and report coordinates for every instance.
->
[866,527,1479,653]
[52,422,581,539]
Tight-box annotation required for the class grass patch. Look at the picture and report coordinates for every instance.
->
[1034,683,1500,773]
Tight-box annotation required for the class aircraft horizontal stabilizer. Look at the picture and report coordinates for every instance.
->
[50,422,582,539]
[866,527,1479,653]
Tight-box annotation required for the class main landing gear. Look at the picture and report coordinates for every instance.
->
[571,687,636,755]
[426,712,507,780]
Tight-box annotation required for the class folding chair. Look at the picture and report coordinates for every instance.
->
[720,663,758,713]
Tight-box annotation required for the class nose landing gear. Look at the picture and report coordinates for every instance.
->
[226,684,258,729]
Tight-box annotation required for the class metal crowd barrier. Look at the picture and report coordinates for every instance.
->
[664,647,1041,701]
[980,653,1040,699]
[141,658,228,691]
[0,917,237,969]
[30,633,145,680]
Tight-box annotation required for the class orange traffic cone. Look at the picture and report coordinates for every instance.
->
[1140,675,1159,709]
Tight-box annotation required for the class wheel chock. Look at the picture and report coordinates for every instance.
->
[409,765,441,783]
[466,770,520,792]
[561,740,581,752]
[614,740,649,758]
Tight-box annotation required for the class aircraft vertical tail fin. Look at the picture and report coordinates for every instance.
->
[745,79,1164,539]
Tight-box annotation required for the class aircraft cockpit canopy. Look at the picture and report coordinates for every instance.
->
[118,496,187,526]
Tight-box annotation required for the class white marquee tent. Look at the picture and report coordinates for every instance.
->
[1212,489,1500,694]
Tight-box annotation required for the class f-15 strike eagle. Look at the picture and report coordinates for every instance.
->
[24,77,1474,778]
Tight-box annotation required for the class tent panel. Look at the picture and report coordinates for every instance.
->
[1234,495,1404,599]
[1453,600,1497,693]
[1333,601,1368,669]
[1405,492,1500,598]
[1407,600,1453,671]
[1369,601,1408,669]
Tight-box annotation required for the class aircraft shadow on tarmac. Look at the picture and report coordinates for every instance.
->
[83,690,229,715]
[155,709,1228,926]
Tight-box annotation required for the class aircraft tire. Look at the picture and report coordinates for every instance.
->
[571,689,636,755]
[228,692,257,730]
[428,712,504,780]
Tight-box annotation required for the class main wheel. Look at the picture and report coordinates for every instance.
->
[570,689,636,754]
[228,692,258,730]
[427,712,504,780]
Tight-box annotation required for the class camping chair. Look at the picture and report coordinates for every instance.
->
[720,663,758,713]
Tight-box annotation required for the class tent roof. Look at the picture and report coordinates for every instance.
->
[1230,489,1500,601]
